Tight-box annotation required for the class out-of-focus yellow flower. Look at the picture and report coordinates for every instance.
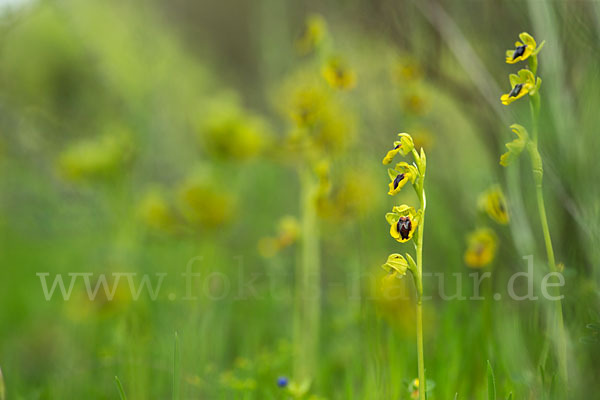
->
[307,99,354,155]
[370,269,437,337]
[479,185,509,224]
[386,205,419,243]
[315,166,378,220]
[387,162,417,196]
[464,228,498,268]
[219,370,257,391]
[57,129,134,181]
[321,57,356,90]
[409,378,420,399]
[382,133,414,164]
[407,378,435,399]
[258,215,301,258]
[335,168,377,217]
[65,273,131,321]
[296,14,327,55]
[278,72,355,157]
[403,92,429,115]
[200,99,269,160]
[137,188,177,234]
[500,69,540,105]
[505,32,544,64]
[287,379,311,398]
[278,216,301,246]
[177,175,234,229]
[257,237,278,258]
[393,57,423,83]
[412,128,434,151]
[287,87,328,128]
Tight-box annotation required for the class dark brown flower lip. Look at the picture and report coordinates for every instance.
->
[393,173,405,189]
[512,44,527,60]
[397,216,412,240]
[509,83,523,98]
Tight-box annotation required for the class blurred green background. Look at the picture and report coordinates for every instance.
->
[0,0,599,398]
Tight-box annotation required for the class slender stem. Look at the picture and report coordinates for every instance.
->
[293,167,321,385]
[529,93,568,384]
[535,178,568,381]
[535,185,556,272]
[415,175,426,400]
[416,300,425,400]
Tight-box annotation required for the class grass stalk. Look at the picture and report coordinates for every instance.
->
[0,366,5,400]
[114,376,128,400]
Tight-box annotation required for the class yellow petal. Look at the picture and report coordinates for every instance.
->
[519,32,537,48]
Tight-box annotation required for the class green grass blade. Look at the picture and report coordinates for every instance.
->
[506,393,513,400]
[487,360,496,400]
[114,376,128,400]
[173,331,180,400]
[0,366,5,400]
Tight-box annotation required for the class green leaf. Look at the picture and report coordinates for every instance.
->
[533,40,546,55]
[487,360,496,400]
[405,253,418,275]
[506,393,513,400]
[419,147,426,175]
[115,376,128,400]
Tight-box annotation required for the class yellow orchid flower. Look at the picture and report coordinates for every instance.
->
[381,253,409,278]
[382,141,401,164]
[387,162,418,196]
[500,69,540,105]
[386,205,419,243]
[505,32,545,64]
[382,133,415,164]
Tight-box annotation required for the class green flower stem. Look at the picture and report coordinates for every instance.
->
[293,167,321,386]
[412,147,427,400]
[416,300,425,400]
[530,54,538,76]
[528,92,568,383]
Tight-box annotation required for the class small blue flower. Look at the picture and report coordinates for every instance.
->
[277,376,289,388]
